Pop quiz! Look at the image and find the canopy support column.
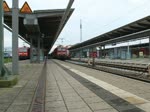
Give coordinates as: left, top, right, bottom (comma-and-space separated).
37, 35, 40, 63
87, 48, 90, 65
127, 41, 130, 59
30, 36, 33, 63
0, 0, 4, 76
99, 46, 102, 59
92, 47, 95, 67
149, 36, 150, 59
103, 45, 105, 59
12, 0, 19, 75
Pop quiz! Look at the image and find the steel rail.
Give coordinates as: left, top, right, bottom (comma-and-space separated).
67, 59, 150, 83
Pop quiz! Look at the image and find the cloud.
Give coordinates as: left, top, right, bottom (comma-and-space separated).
128, 0, 148, 5
5, 0, 69, 10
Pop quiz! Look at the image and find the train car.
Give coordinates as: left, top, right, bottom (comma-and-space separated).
18, 46, 30, 60
51, 45, 70, 60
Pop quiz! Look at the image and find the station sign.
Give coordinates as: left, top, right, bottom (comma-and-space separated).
20, 2, 32, 13
90, 52, 97, 58
3, 1, 10, 12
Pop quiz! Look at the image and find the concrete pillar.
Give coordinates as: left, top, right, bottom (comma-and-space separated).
42, 49, 44, 61
127, 41, 130, 59
41, 38, 44, 61
0, 0, 4, 76
87, 48, 91, 65
114, 47, 118, 59
30, 36, 33, 63
149, 36, 150, 59
148, 36, 150, 75
96, 47, 99, 58
86, 48, 89, 58
37, 35, 40, 63
79, 50, 81, 60
81, 49, 83, 58
103, 45, 105, 58
99, 46, 102, 59
92, 47, 95, 67
12, 0, 19, 75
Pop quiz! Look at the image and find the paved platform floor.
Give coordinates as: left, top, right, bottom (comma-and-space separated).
1, 60, 150, 112
0, 61, 43, 112
60, 60, 150, 101
54, 59, 150, 112
46, 61, 118, 112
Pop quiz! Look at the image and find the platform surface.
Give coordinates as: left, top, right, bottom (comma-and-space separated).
0, 60, 150, 112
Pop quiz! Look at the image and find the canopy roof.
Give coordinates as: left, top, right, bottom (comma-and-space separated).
4, 6, 74, 53
70, 16, 150, 50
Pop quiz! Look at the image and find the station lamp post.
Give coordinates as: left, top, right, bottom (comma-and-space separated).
0, 0, 4, 76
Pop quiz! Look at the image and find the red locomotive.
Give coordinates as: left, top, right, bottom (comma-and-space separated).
18, 46, 30, 60
51, 45, 70, 60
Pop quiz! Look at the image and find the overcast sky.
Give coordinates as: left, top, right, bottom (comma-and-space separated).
4, 0, 150, 51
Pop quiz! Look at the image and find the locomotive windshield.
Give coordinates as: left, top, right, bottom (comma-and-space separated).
58, 48, 66, 51
19, 48, 27, 52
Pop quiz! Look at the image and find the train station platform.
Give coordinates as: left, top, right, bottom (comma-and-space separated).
96, 58, 150, 64
0, 61, 43, 112
1, 60, 150, 112
72, 58, 150, 64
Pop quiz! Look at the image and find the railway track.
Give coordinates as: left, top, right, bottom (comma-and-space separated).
67, 59, 150, 82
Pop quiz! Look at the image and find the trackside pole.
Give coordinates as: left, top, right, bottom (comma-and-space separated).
12, 0, 19, 75
0, 0, 4, 76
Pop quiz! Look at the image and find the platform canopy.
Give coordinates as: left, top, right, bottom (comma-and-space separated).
4, 1, 74, 53
70, 16, 150, 50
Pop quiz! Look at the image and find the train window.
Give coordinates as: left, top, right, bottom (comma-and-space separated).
62, 48, 66, 51
58, 48, 61, 51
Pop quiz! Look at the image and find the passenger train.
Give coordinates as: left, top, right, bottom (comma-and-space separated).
18, 46, 30, 60
51, 45, 70, 60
